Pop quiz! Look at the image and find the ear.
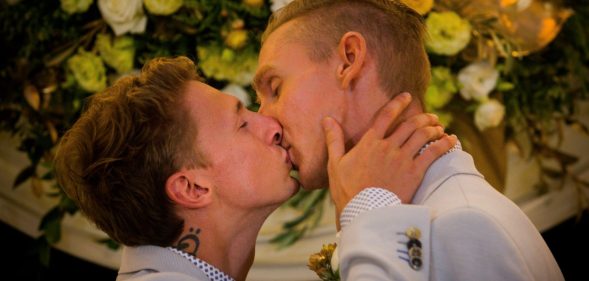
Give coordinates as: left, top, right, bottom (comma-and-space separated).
165, 170, 212, 209
336, 31, 367, 90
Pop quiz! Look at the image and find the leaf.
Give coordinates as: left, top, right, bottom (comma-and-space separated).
31, 177, 44, 198
23, 84, 41, 111
98, 238, 121, 251
285, 189, 313, 208
59, 195, 79, 215
39, 207, 63, 245
270, 226, 308, 249
12, 165, 35, 189
540, 167, 564, 179
37, 237, 51, 267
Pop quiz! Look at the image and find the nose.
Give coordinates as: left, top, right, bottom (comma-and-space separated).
254, 104, 283, 145
266, 117, 283, 145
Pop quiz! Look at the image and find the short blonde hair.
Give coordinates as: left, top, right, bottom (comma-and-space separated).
263, 0, 430, 101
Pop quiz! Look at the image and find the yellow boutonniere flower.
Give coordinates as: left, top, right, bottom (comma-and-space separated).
308, 243, 340, 281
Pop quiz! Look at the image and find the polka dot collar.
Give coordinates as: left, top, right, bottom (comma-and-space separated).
167, 247, 235, 281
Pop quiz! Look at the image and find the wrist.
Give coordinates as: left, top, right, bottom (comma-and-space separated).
339, 187, 401, 229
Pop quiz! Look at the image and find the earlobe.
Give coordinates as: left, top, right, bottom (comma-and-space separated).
166, 171, 212, 209
336, 31, 367, 90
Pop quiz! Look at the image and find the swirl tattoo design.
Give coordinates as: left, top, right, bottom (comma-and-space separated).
174, 227, 201, 256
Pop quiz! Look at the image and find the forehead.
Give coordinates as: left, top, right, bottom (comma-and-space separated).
259, 20, 306, 64
183, 81, 235, 134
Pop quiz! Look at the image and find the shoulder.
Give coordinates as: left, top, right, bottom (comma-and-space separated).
118, 271, 206, 281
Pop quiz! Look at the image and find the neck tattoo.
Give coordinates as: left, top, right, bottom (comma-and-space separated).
174, 227, 201, 257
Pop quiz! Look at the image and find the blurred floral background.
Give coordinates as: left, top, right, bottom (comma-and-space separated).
0, 0, 588, 269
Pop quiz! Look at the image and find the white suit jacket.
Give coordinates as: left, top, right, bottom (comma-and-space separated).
117, 245, 209, 281
338, 150, 564, 281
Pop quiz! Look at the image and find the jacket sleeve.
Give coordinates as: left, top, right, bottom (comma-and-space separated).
431, 207, 564, 281
338, 205, 431, 281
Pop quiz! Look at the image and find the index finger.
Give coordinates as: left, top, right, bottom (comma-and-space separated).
372, 92, 412, 138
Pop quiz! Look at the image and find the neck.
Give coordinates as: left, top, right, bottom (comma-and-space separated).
342, 88, 422, 146
172, 206, 272, 281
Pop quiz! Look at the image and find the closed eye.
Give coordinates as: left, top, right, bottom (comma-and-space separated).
240, 121, 248, 129
271, 80, 281, 98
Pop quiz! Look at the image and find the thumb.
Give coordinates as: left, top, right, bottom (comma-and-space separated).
322, 116, 345, 164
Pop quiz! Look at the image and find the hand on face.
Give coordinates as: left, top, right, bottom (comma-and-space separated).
321, 93, 458, 224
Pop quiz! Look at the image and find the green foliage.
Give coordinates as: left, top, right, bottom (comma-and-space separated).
270, 189, 329, 248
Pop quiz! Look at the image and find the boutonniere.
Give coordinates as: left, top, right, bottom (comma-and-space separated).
308, 243, 340, 281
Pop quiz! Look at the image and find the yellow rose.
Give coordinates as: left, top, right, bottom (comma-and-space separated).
197, 45, 258, 85
143, 0, 183, 16
95, 33, 135, 74
60, 0, 93, 14
425, 11, 472, 56
67, 49, 107, 92
400, 0, 434, 15
225, 30, 249, 50
425, 66, 457, 110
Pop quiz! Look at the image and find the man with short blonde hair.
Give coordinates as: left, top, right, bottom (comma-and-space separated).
256, 1, 564, 280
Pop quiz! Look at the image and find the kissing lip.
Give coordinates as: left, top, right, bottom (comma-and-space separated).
287, 148, 298, 170
280, 146, 293, 169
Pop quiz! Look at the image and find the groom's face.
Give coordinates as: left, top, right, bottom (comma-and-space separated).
184, 81, 299, 210
255, 21, 345, 190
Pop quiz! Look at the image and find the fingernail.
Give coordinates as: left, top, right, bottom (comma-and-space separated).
399, 92, 411, 100
322, 116, 334, 130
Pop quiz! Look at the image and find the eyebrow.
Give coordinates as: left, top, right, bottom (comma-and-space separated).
252, 65, 274, 93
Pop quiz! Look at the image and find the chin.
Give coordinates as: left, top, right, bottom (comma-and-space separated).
299, 169, 329, 190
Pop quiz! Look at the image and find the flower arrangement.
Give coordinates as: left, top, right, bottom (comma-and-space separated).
308, 243, 340, 281
0, 0, 588, 266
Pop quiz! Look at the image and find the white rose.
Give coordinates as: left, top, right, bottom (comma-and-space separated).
270, 0, 294, 12
475, 99, 505, 131
98, 0, 147, 36
222, 84, 251, 107
143, 0, 183, 16
458, 61, 499, 102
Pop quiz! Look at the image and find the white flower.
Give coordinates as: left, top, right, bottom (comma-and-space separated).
458, 61, 499, 102
98, 0, 147, 36
330, 245, 340, 274
270, 0, 294, 12
143, 0, 183, 16
425, 11, 472, 56
222, 84, 251, 107
475, 99, 505, 131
